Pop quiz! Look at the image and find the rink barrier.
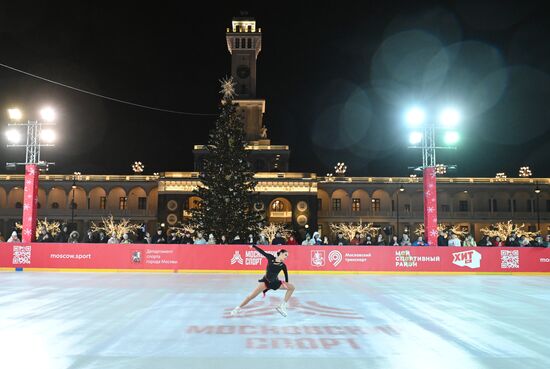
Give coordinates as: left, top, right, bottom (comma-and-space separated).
1, 243, 550, 274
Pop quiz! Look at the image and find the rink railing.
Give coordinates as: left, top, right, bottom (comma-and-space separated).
1, 243, 550, 274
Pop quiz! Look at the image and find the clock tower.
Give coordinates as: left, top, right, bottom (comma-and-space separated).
226, 16, 266, 142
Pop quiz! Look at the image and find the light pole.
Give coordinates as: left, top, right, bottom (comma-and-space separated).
5, 107, 56, 242
535, 183, 541, 233
406, 106, 460, 246
396, 184, 404, 238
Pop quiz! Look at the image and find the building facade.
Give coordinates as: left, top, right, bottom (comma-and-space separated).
1, 16, 549, 241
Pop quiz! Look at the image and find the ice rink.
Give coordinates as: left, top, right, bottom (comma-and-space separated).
0, 272, 549, 369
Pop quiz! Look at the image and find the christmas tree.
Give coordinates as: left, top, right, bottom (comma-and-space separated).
191, 77, 262, 241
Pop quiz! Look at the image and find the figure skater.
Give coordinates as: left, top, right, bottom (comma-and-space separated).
231, 245, 295, 317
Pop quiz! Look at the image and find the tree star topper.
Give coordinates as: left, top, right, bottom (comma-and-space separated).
219, 76, 236, 100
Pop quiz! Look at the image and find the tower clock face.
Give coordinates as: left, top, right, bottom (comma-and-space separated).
237, 65, 250, 79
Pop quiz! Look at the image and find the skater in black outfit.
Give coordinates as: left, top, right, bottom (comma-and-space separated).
231, 245, 295, 317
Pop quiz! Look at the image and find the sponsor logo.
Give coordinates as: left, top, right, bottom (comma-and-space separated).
328, 250, 343, 267
452, 250, 482, 269
395, 250, 440, 267
231, 251, 244, 265
540, 258, 550, 263
311, 250, 325, 267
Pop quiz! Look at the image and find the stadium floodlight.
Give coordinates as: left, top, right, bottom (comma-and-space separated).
405, 107, 426, 126
444, 131, 459, 145
39, 107, 56, 122
409, 131, 423, 145
439, 107, 460, 127
8, 108, 23, 121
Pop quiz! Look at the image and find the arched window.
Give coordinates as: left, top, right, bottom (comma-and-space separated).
271, 200, 285, 211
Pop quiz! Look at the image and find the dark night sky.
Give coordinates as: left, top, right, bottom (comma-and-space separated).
0, 1, 549, 177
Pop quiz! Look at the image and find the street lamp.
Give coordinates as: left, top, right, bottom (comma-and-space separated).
534, 183, 541, 233
405, 105, 461, 246
4, 106, 57, 242
396, 184, 405, 238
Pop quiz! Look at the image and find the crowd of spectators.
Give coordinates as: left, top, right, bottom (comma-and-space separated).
2, 227, 549, 247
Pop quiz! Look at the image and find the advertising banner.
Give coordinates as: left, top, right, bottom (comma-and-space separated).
1, 243, 549, 273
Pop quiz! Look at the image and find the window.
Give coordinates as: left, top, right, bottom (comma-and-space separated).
404, 204, 411, 213
508, 199, 516, 212
247, 38, 252, 48
371, 198, 380, 212
547, 200, 550, 212
492, 199, 498, 212
391, 200, 395, 212
100, 196, 106, 209
441, 204, 450, 212
332, 198, 341, 211
235, 38, 240, 48
241, 38, 246, 48
138, 197, 147, 210
527, 199, 533, 212
459, 200, 468, 212
352, 198, 361, 212
119, 197, 128, 210
317, 198, 322, 211
247, 25, 252, 32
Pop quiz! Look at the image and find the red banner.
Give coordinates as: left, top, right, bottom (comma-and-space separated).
423, 166, 438, 246
1, 243, 549, 273
22, 164, 39, 243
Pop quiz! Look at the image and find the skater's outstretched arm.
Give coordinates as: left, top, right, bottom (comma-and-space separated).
252, 245, 274, 260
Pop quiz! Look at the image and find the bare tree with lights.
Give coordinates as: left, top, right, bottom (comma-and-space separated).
480, 220, 537, 241
90, 215, 141, 240
329, 220, 379, 241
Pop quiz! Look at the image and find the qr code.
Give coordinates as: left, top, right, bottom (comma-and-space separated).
13, 245, 32, 264
501, 250, 519, 269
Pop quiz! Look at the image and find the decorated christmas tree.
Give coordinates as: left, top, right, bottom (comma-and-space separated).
191, 77, 262, 240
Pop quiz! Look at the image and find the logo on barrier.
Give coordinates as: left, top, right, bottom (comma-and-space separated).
452, 250, 482, 269
12, 245, 32, 265
311, 250, 325, 267
131, 250, 142, 263
231, 250, 244, 265
328, 250, 343, 267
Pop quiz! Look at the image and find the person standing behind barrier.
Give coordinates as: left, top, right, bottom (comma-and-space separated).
272, 232, 286, 245
493, 236, 504, 247
376, 234, 386, 246
301, 234, 311, 245
107, 232, 119, 244
152, 229, 166, 244
55, 225, 70, 243
400, 234, 411, 246
447, 234, 462, 246
437, 231, 448, 246
0, 232, 5, 242
286, 234, 298, 245
389, 235, 400, 246
350, 233, 362, 245
68, 231, 80, 243
463, 234, 477, 247
207, 234, 217, 245
194, 232, 207, 244
7, 231, 20, 243
121, 233, 132, 244
311, 231, 322, 245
